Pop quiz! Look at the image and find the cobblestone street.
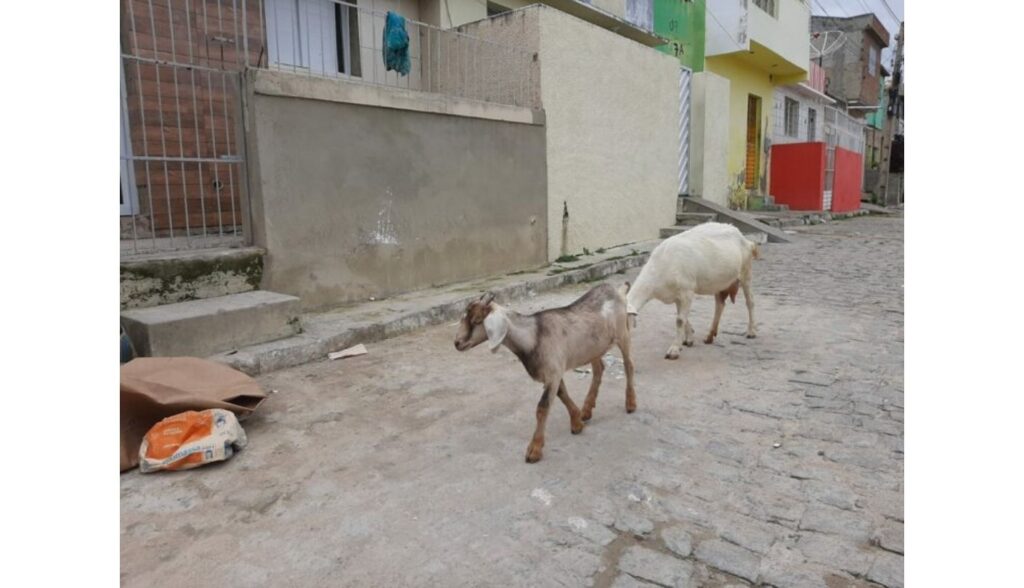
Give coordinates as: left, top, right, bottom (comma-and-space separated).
121, 213, 904, 588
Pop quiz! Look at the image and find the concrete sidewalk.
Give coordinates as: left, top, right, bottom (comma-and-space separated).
211, 239, 664, 376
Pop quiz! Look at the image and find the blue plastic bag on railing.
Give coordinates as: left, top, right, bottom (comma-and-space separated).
383, 11, 410, 76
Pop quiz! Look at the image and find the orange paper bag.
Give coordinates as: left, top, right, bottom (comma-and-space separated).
121, 357, 267, 472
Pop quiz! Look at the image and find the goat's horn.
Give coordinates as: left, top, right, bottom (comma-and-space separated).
480, 291, 496, 304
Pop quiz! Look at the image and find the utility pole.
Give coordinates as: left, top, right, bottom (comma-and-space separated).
876, 21, 904, 206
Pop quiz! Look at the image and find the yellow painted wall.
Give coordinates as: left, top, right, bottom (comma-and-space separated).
705, 54, 775, 194
463, 6, 679, 259
538, 7, 679, 259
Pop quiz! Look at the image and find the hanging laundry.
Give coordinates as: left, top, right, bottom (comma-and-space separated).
383, 11, 411, 77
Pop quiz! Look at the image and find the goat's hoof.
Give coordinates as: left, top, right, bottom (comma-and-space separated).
683, 340, 695, 348
626, 404, 637, 414
581, 409, 593, 422
704, 335, 715, 344
746, 332, 757, 339
571, 421, 584, 435
525, 447, 543, 463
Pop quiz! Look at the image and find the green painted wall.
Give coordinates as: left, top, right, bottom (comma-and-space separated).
653, 0, 705, 72
865, 79, 888, 129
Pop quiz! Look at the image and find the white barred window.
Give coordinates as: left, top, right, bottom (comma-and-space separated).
784, 98, 800, 138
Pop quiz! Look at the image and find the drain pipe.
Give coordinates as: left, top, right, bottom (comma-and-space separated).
560, 201, 570, 259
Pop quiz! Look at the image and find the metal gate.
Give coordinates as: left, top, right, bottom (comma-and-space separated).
119, 1, 538, 255
677, 66, 692, 196
120, 0, 261, 255
822, 106, 865, 212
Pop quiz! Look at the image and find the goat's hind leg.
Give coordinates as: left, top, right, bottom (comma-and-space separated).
618, 336, 638, 413
581, 359, 604, 422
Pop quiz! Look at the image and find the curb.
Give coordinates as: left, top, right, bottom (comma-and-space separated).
755, 209, 870, 229
210, 250, 653, 376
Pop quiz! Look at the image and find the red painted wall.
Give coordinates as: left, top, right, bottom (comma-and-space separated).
832, 148, 864, 213
769, 142, 826, 211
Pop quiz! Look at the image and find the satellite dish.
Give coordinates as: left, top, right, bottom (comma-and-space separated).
810, 30, 847, 59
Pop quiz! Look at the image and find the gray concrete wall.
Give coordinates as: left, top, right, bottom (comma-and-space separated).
245, 70, 548, 310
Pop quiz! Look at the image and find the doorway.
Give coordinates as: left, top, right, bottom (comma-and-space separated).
745, 94, 762, 190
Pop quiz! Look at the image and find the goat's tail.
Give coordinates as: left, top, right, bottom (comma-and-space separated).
621, 282, 636, 330
618, 281, 631, 298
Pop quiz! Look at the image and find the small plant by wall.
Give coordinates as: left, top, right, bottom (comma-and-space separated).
728, 183, 749, 210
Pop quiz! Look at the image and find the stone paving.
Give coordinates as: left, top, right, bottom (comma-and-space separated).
121, 213, 904, 588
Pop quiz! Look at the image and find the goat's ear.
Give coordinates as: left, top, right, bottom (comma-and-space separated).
483, 309, 509, 352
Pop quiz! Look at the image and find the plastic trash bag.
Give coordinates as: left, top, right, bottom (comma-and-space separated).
139, 409, 248, 473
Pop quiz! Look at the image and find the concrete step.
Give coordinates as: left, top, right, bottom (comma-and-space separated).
678, 197, 792, 244
121, 290, 301, 358
675, 211, 717, 225
755, 215, 806, 228
860, 202, 896, 215
677, 197, 697, 216
120, 246, 265, 310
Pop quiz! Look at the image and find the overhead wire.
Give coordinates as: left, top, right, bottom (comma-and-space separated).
875, 0, 900, 23
696, 0, 746, 52
826, 0, 850, 17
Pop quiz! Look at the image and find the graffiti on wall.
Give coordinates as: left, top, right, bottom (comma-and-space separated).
653, 0, 706, 72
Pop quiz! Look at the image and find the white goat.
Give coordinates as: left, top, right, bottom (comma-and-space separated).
627, 222, 760, 359
454, 283, 636, 463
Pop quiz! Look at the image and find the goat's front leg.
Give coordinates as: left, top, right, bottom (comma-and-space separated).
556, 380, 584, 434
526, 381, 557, 463
666, 294, 694, 359
581, 359, 604, 422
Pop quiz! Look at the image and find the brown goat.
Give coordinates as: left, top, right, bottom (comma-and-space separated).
454, 283, 636, 463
